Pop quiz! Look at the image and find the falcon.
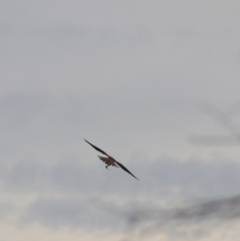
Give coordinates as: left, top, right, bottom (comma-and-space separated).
84, 139, 139, 180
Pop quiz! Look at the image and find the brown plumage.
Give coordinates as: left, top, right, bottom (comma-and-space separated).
98, 156, 119, 168
84, 139, 139, 180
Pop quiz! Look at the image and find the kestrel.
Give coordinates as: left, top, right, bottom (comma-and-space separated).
85, 139, 139, 180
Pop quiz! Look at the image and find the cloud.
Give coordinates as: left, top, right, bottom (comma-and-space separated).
0, 202, 15, 219
129, 195, 240, 224
126, 194, 240, 239
188, 101, 240, 146
1, 152, 240, 197
1, 154, 240, 234
0, 1, 240, 240
20, 196, 122, 231
1, 94, 240, 197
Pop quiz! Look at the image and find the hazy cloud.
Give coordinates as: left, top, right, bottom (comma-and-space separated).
20, 196, 121, 230
126, 194, 240, 239
1, 156, 240, 196
0, 202, 15, 219
189, 101, 240, 145
1, 1, 240, 240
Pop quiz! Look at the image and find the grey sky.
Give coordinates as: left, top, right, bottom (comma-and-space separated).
1, 1, 240, 240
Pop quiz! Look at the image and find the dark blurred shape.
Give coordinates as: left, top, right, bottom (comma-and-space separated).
224, 100, 240, 117
129, 195, 240, 224
127, 194, 240, 236
189, 101, 240, 145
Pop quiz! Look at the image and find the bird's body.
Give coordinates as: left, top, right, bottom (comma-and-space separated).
85, 139, 138, 180
98, 155, 119, 168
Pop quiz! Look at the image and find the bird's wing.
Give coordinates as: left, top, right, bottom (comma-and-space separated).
115, 160, 139, 180
84, 139, 109, 156
85, 139, 138, 180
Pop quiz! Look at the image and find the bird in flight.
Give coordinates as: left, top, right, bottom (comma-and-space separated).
84, 139, 139, 180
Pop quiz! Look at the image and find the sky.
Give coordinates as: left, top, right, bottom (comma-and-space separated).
1, 1, 240, 240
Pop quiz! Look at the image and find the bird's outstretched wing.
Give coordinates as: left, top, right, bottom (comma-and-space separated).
115, 160, 139, 180
84, 139, 109, 156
